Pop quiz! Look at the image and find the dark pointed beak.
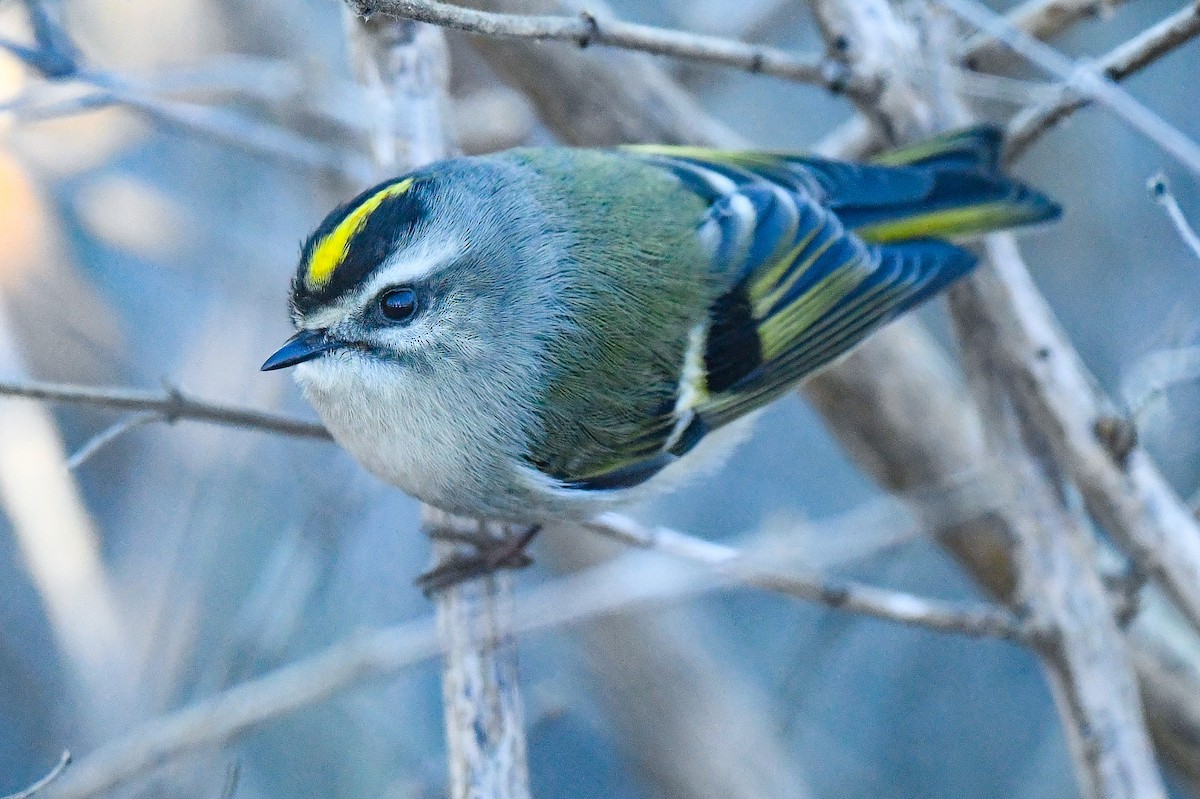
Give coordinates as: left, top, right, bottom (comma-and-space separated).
261, 329, 339, 371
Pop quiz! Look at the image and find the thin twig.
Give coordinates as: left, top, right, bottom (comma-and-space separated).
66, 412, 162, 471
0, 378, 331, 440
218, 763, 240, 799
2, 751, 71, 799
1123, 346, 1200, 420
937, 0, 1200, 174
1149, 171, 1200, 263
585, 513, 1025, 640
963, 0, 1131, 72
349, 0, 868, 97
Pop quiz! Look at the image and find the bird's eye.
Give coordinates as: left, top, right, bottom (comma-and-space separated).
378, 288, 417, 322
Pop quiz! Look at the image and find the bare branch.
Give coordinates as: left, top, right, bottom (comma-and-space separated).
0, 0, 369, 179
2, 751, 71, 799
2, 0, 79, 77
60, 75, 372, 182
218, 763, 240, 799
349, 0, 867, 97
1123, 346, 1200, 420
0, 371, 1028, 643
0, 378, 331, 440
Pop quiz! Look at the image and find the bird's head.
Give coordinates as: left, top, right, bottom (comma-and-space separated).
261, 160, 550, 381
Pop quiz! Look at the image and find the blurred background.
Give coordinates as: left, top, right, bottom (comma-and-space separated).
0, 0, 1198, 796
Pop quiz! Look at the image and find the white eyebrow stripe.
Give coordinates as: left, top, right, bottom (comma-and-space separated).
359, 237, 464, 299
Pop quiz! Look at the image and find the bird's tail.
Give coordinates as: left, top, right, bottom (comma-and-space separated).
847, 125, 1061, 244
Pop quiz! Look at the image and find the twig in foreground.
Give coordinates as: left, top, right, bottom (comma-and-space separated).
1006, 2, 1200, 162
1149, 172, 1200, 264
350, 0, 869, 97
937, 0, 1200, 175
2, 751, 71, 799
0, 378, 330, 440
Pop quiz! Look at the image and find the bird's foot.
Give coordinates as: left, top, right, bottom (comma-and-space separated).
417, 524, 541, 596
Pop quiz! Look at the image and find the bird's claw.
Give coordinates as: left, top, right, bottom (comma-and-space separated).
417, 524, 541, 596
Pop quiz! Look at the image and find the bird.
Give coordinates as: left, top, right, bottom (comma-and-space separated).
262, 125, 1059, 589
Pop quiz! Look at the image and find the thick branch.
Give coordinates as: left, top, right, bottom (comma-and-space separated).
809, 0, 1167, 795
967, 235, 1200, 649
349, 0, 868, 97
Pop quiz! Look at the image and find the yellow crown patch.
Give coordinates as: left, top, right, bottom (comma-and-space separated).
306, 178, 414, 290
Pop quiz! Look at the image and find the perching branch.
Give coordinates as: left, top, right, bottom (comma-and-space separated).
341, 10, 532, 799
350, 0, 870, 98
1006, 2, 1200, 161
0, 374, 1021, 640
